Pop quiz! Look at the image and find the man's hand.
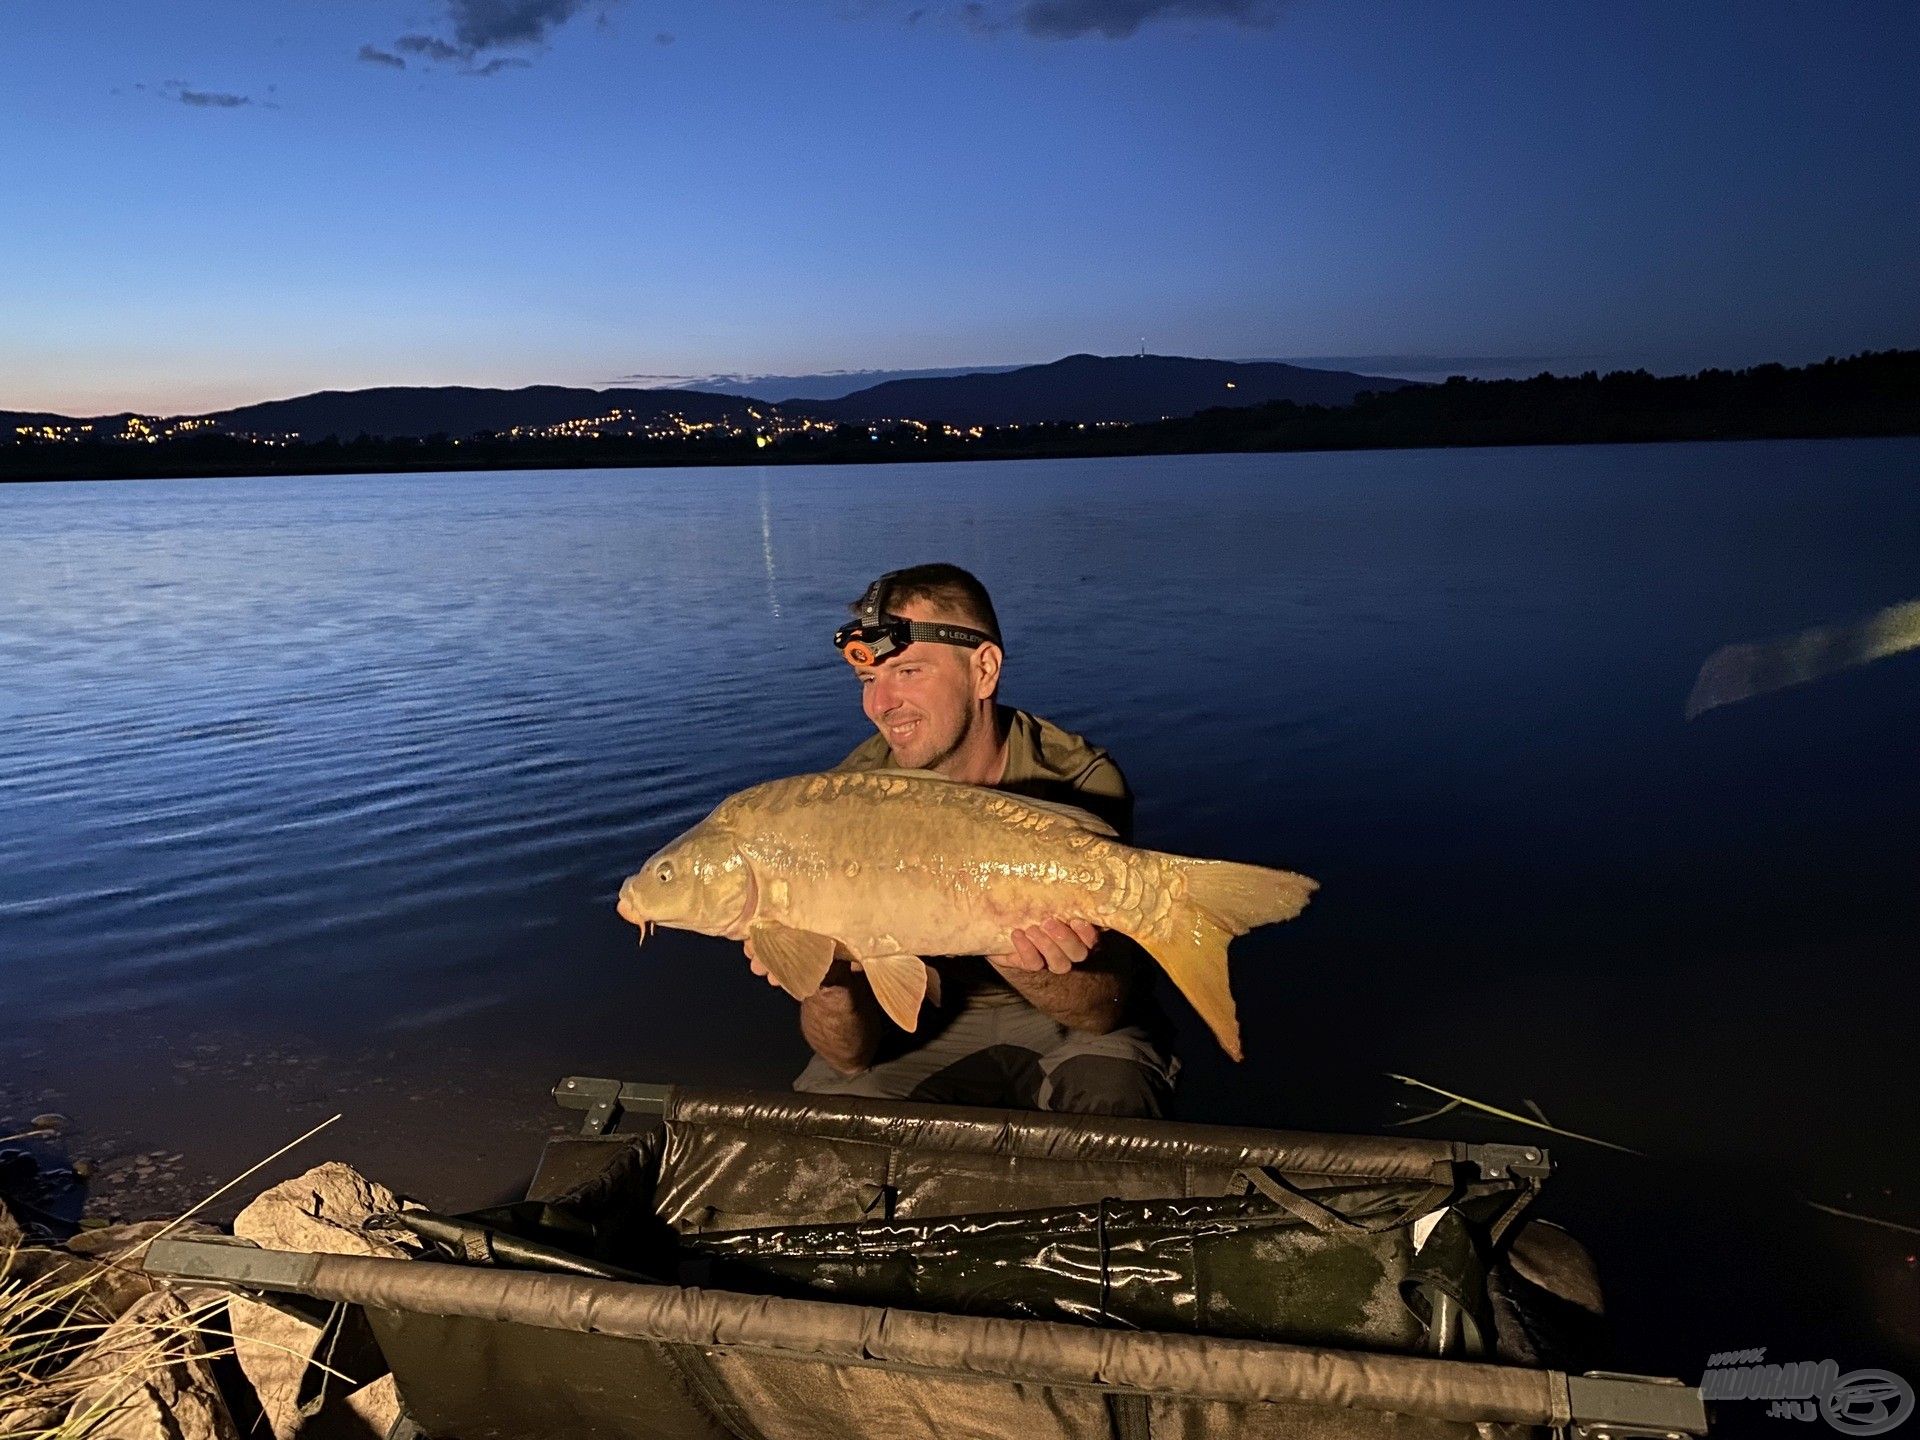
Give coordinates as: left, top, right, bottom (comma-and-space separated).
748, 937, 881, 1076
744, 932, 782, 987
990, 919, 1100, 975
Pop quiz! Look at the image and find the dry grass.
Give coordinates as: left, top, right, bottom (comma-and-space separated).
0, 1113, 347, 1437
0, 1239, 217, 1437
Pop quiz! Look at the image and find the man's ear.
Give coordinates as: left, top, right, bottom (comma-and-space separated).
971, 643, 1003, 700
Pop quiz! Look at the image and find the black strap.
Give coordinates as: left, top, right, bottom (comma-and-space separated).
1105, 1392, 1154, 1440
1235, 1164, 1458, 1236
903, 619, 998, 649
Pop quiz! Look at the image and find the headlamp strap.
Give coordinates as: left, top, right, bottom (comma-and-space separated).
856, 570, 901, 630
900, 620, 997, 649
838, 571, 1002, 661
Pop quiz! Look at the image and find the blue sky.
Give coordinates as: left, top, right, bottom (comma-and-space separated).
4, 1, 1916, 414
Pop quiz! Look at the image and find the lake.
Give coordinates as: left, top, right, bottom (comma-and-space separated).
3, 440, 1917, 1383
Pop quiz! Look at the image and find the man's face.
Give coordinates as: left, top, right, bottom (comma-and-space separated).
852, 598, 991, 772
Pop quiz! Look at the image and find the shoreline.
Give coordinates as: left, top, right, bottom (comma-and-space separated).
9, 348, 1917, 483
5, 424, 1918, 486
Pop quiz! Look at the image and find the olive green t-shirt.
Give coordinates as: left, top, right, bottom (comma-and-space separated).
833, 706, 1137, 1007
833, 706, 1134, 841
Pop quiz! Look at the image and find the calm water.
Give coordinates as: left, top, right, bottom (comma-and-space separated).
3, 442, 1917, 1384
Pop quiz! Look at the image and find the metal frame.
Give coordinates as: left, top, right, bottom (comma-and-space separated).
548, 1077, 1554, 1188
552, 1076, 670, 1135
142, 1238, 1707, 1437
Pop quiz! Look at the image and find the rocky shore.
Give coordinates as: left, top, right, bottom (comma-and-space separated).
2, 1157, 419, 1439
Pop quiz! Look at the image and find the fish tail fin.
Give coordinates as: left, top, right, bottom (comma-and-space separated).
1135, 911, 1244, 1062
1174, 857, 1318, 932
1131, 859, 1318, 1063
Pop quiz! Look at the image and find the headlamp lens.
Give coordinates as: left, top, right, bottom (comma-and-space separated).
836, 617, 907, 667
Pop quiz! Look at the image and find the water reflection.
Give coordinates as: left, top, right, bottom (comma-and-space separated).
758, 467, 781, 621
1687, 598, 1920, 719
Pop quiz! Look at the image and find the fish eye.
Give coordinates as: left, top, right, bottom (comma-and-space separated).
655, 862, 674, 883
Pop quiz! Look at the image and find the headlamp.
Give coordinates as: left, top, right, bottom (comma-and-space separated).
834, 570, 1000, 668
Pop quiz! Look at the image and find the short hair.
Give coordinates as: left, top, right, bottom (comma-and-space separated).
854, 563, 1002, 643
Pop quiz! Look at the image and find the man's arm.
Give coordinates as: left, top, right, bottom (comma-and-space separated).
799, 961, 885, 1075
749, 935, 885, 1075
991, 921, 1132, 1034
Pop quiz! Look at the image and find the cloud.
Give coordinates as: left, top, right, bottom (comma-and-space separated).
612, 364, 1030, 401
373, 1, 620, 75
1269, 354, 1601, 381
133, 80, 274, 108
957, 0, 1281, 39
654, 30, 675, 44
395, 33, 466, 62
445, 0, 598, 51
960, 2, 1003, 34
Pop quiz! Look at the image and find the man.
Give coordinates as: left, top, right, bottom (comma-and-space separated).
746, 563, 1176, 1117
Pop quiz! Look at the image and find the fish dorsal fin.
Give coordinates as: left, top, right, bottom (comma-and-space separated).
856, 953, 930, 1033
749, 922, 838, 999
864, 768, 1118, 838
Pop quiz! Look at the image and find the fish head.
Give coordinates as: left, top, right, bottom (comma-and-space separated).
617, 818, 755, 940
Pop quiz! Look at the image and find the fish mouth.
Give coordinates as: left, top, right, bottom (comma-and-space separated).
616, 879, 654, 945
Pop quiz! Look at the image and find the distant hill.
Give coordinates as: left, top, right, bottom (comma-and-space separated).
8, 350, 1914, 482
3, 409, 140, 433
788, 353, 1420, 426
5, 386, 769, 442
202, 385, 762, 440
5, 360, 1416, 440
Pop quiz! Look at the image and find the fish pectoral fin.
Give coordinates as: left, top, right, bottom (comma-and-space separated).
748, 923, 839, 998
856, 954, 930, 1033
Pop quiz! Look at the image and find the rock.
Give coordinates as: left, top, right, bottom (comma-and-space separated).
56, 1289, 242, 1440
342, 1374, 402, 1434
67, 1219, 219, 1265
30, 1113, 68, 1133
229, 1163, 420, 1440
1508, 1219, 1605, 1315
72, 1158, 95, 1180
6, 1245, 158, 1319
0, 1403, 67, 1436
0, 1194, 21, 1248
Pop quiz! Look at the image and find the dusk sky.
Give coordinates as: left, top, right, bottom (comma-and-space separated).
6, 1, 1917, 415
